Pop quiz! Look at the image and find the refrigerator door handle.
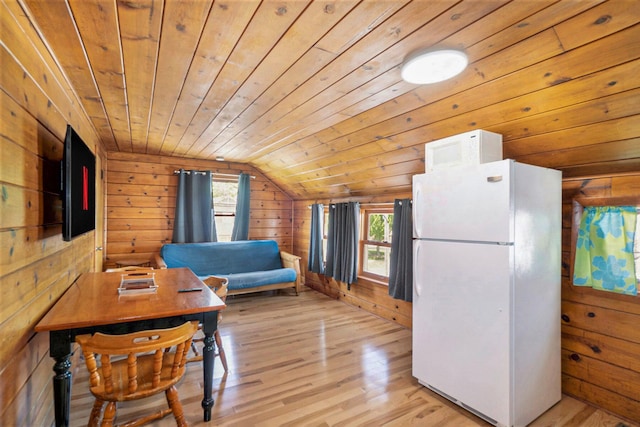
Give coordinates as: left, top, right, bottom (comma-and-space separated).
413, 185, 423, 237
414, 242, 421, 297
487, 175, 503, 182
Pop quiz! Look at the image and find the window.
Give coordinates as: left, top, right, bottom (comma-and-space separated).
212, 180, 238, 241
571, 197, 640, 296
359, 209, 394, 282
318, 206, 394, 283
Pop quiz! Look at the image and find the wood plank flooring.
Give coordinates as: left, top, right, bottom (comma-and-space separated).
68, 289, 637, 427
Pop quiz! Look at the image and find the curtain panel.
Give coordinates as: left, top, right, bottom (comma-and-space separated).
231, 173, 251, 241
326, 202, 359, 288
172, 169, 217, 243
573, 205, 637, 295
308, 203, 325, 274
389, 199, 413, 302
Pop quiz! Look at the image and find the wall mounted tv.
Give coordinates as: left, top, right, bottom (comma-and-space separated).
62, 125, 95, 241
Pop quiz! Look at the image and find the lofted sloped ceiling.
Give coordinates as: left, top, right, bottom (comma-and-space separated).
21, 0, 640, 199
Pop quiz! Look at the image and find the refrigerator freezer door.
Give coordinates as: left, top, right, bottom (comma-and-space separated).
413, 159, 512, 243
413, 239, 512, 425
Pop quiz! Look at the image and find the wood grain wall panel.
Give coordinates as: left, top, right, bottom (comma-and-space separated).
104, 152, 294, 268
0, 331, 50, 427
107, 206, 172, 219
107, 195, 175, 208
117, 0, 163, 150
500, 80, 640, 141
219, 0, 454, 161
0, 2, 104, 423
611, 175, 640, 197
107, 183, 173, 197
562, 374, 640, 425
192, 0, 359, 158
560, 159, 640, 180
250, 208, 295, 219
506, 116, 640, 158
553, 0, 640, 51
562, 348, 640, 409
146, 0, 213, 154
163, 0, 259, 155
107, 218, 172, 230
20, 0, 115, 148
562, 325, 640, 375
561, 174, 640, 422
561, 301, 640, 344
66, 0, 130, 150
107, 230, 173, 243
3, 345, 53, 427
522, 138, 640, 170
173, 0, 311, 157
0, 247, 76, 326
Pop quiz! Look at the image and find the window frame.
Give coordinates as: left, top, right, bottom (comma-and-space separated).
211, 178, 238, 241
358, 207, 394, 283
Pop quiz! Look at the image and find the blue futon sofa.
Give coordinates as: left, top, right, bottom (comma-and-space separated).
155, 240, 301, 296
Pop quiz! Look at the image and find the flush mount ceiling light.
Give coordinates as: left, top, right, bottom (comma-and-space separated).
401, 49, 468, 84
215, 156, 225, 162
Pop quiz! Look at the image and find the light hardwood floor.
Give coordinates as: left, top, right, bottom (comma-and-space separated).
68, 288, 637, 427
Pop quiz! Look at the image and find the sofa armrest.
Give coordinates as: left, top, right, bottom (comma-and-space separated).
153, 253, 167, 269
280, 251, 302, 293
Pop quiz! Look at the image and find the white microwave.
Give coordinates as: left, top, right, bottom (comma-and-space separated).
425, 129, 503, 173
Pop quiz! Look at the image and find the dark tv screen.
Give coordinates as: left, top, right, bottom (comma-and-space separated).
62, 125, 95, 241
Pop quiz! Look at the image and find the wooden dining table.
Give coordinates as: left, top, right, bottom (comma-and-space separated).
34, 267, 226, 427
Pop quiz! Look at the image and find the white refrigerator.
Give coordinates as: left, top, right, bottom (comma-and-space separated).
412, 159, 561, 427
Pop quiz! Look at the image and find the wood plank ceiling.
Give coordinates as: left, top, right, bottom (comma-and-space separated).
20, 0, 640, 199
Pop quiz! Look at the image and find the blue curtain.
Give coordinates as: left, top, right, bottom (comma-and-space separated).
308, 203, 325, 274
326, 202, 359, 289
573, 206, 637, 295
172, 170, 217, 243
389, 199, 413, 302
231, 173, 251, 241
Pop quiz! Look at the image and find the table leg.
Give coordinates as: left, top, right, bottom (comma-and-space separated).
201, 311, 218, 421
50, 330, 73, 427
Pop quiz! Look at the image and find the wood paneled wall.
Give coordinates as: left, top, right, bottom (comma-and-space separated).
561, 175, 640, 422
0, 1, 105, 424
105, 152, 294, 269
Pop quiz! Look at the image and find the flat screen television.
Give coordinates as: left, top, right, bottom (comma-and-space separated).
62, 125, 95, 241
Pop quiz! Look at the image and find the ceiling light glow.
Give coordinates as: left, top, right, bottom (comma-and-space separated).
401, 49, 468, 84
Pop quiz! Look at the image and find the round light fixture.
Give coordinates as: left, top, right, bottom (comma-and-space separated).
401, 49, 468, 84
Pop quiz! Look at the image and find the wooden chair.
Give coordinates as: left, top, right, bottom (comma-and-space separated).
187, 276, 228, 371
75, 321, 198, 427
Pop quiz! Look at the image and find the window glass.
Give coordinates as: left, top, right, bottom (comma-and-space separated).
212, 180, 237, 241
361, 210, 393, 281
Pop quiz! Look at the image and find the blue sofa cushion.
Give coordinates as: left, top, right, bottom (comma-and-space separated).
160, 240, 284, 276
207, 269, 297, 291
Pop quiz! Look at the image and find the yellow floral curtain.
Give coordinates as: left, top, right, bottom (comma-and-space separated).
573, 206, 637, 296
